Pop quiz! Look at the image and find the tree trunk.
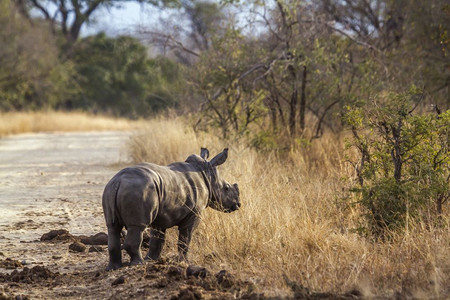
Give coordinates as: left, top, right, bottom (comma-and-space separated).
437, 195, 442, 215
69, 20, 83, 44
289, 80, 298, 137
288, 65, 298, 137
299, 65, 307, 133
268, 100, 278, 133
391, 119, 403, 183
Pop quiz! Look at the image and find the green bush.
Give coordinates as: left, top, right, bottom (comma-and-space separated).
344, 87, 449, 236
67, 33, 182, 117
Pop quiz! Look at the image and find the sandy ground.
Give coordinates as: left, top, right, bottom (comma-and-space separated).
0, 132, 261, 300
0, 131, 129, 242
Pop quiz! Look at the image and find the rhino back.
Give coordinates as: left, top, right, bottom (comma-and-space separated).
110, 162, 209, 229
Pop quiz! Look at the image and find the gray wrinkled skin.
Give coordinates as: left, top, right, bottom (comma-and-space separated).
102, 148, 240, 270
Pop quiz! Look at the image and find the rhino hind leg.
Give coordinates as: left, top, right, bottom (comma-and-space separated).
123, 225, 145, 266
106, 224, 123, 270
145, 227, 166, 261
177, 216, 198, 261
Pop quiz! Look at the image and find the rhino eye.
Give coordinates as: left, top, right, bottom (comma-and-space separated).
225, 184, 230, 191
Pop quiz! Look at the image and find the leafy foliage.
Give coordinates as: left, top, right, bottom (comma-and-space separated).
344, 88, 449, 236
68, 33, 182, 117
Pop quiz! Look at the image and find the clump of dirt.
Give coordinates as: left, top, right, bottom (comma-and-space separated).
1, 266, 59, 284
69, 241, 86, 252
40, 229, 108, 245
215, 269, 237, 289
89, 245, 104, 252
40, 229, 74, 242
111, 275, 126, 286
0, 258, 23, 270
79, 232, 108, 245
180, 265, 258, 298
186, 265, 208, 279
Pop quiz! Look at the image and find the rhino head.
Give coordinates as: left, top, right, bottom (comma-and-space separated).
200, 148, 241, 213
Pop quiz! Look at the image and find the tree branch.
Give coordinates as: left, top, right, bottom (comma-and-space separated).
30, 0, 52, 20
143, 31, 200, 57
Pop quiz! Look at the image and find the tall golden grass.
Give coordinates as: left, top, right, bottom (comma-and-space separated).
0, 111, 137, 136
130, 118, 449, 298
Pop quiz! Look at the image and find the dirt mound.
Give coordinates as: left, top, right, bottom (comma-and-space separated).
40, 229, 108, 245
79, 232, 108, 245
69, 241, 87, 252
40, 229, 75, 242
186, 265, 208, 279
1, 266, 59, 284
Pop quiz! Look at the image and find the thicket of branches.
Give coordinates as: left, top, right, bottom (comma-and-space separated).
156, 0, 448, 145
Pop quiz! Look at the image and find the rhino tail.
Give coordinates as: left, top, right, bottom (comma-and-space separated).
104, 179, 121, 226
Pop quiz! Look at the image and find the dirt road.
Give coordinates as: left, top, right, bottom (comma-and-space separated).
0, 132, 257, 299
0, 132, 129, 242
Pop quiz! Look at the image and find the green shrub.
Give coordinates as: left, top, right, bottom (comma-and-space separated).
344, 87, 449, 236
68, 33, 182, 117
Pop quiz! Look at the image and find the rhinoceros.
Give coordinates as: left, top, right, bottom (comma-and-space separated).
102, 148, 240, 270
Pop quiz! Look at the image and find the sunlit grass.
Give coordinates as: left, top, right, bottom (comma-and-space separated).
128, 117, 449, 298
0, 111, 139, 136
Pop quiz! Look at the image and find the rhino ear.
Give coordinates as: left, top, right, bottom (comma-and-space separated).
210, 148, 228, 167
200, 148, 210, 159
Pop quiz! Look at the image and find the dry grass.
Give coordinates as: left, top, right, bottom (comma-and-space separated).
129, 117, 449, 298
0, 111, 138, 136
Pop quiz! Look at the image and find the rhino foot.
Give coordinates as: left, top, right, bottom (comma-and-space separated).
129, 258, 144, 267
106, 262, 123, 271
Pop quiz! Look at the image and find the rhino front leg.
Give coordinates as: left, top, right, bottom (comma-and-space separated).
145, 227, 166, 261
106, 224, 123, 270
123, 225, 145, 267
177, 216, 199, 261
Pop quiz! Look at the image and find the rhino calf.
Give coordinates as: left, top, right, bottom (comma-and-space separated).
102, 148, 240, 270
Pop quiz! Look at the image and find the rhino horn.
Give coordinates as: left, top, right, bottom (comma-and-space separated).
210, 148, 228, 167
200, 148, 210, 159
